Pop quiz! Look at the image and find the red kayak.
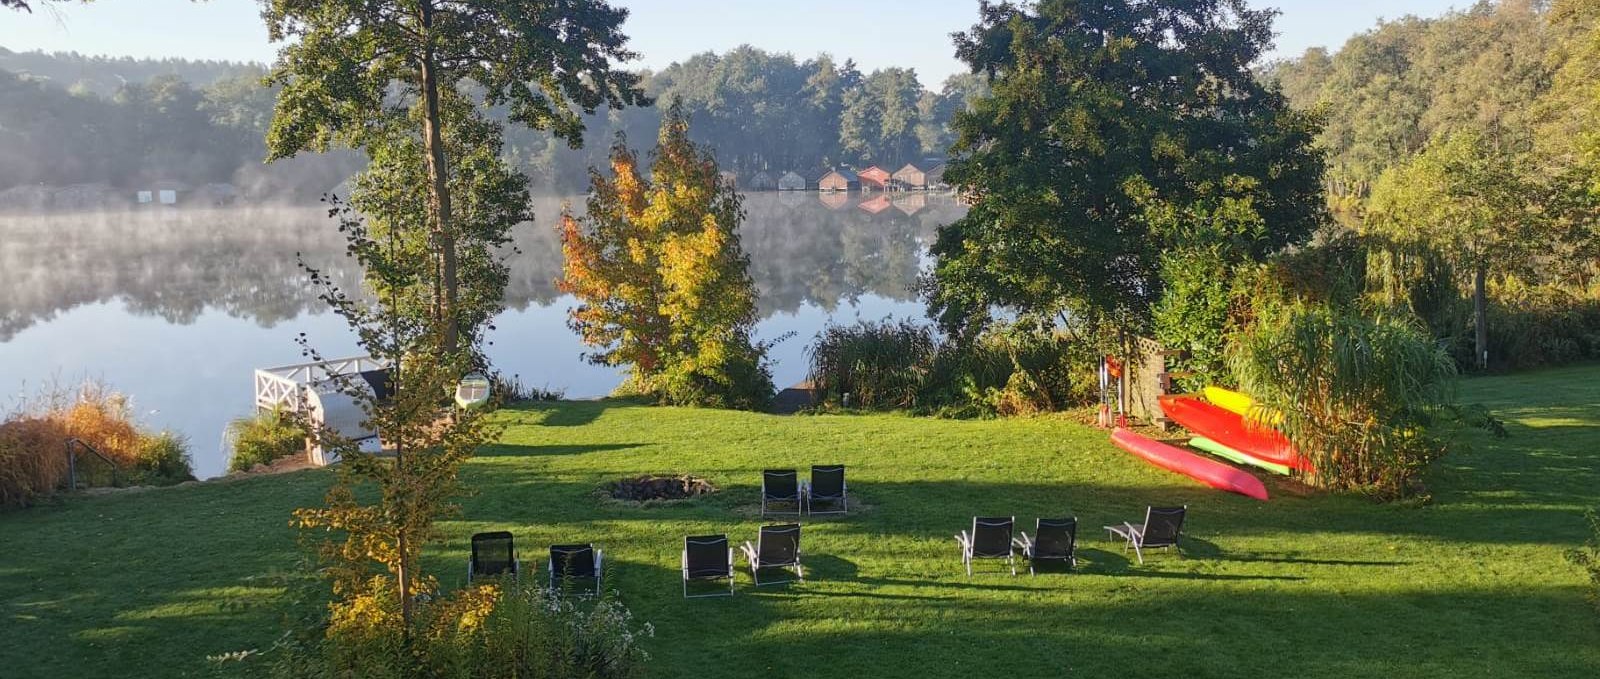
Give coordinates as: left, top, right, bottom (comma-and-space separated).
1110, 428, 1268, 501
1159, 395, 1313, 473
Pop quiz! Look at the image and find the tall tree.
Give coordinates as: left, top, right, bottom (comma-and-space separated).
559, 105, 773, 409
1367, 129, 1542, 368
262, 0, 647, 355
928, 0, 1324, 335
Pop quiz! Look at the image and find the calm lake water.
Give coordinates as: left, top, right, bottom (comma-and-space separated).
0, 193, 964, 477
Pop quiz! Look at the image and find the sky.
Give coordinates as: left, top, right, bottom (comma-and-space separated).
1, 0, 1470, 88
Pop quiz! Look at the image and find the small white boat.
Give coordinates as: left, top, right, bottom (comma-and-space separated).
454, 373, 492, 410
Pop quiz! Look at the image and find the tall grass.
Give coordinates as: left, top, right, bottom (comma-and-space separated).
227, 408, 307, 473
806, 319, 1095, 415
807, 319, 938, 410
0, 381, 194, 508
0, 415, 71, 508
1230, 305, 1457, 497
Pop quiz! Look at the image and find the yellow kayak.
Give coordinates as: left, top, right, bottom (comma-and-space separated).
1203, 386, 1282, 426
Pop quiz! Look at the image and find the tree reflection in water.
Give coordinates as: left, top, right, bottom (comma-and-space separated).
0, 193, 966, 340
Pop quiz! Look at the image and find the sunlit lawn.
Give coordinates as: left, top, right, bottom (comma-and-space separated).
3, 366, 1599, 677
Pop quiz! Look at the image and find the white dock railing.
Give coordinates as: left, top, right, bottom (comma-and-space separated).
253, 355, 387, 413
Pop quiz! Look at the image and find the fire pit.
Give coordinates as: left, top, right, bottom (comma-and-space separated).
605, 474, 718, 502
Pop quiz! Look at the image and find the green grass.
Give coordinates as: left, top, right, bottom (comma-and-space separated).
4, 366, 1600, 677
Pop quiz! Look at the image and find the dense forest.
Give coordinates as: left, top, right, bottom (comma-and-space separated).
0, 45, 985, 198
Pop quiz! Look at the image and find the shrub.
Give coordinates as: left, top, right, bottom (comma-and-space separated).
1230, 305, 1457, 498
266, 581, 652, 678
1482, 283, 1600, 370
807, 319, 938, 410
133, 431, 195, 485
929, 324, 1096, 416
0, 415, 71, 508
227, 408, 307, 472
58, 386, 142, 468
806, 319, 1098, 416
0, 381, 192, 507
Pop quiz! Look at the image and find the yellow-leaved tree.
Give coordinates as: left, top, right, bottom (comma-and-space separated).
560, 103, 774, 410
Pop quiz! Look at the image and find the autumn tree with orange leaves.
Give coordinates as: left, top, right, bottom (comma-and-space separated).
560, 104, 774, 410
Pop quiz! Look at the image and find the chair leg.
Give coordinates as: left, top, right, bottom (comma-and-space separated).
1132, 539, 1145, 565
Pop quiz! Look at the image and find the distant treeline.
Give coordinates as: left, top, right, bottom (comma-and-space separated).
0, 46, 986, 198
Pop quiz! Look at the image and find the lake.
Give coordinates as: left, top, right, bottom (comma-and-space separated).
0, 192, 964, 477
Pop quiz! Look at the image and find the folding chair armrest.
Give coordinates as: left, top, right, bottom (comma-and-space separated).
956, 530, 972, 550
740, 541, 759, 566
596, 548, 604, 572
1014, 532, 1033, 550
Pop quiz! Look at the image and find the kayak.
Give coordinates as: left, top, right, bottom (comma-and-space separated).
1110, 428, 1268, 501
1189, 436, 1291, 476
1160, 394, 1313, 473
1203, 385, 1283, 426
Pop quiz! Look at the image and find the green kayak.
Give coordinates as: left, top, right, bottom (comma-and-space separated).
1189, 436, 1292, 476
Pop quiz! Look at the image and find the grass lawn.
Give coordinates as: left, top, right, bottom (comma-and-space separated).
3, 366, 1599, 677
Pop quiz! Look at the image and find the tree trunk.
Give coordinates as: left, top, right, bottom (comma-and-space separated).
419, 2, 460, 355
1473, 263, 1488, 370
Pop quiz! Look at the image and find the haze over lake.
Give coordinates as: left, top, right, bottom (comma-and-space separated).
0, 192, 964, 477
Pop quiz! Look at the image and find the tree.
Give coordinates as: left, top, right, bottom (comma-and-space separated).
559, 105, 773, 409
1367, 129, 1543, 369
262, 0, 648, 355
927, 0, 1324, 336
290, 198, 491, 655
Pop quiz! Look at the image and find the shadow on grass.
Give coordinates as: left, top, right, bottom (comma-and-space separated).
475, 442, 646, 458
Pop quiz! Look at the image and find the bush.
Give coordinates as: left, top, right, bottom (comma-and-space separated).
0, 381, 193, 507
1482, 283, 1600, 370
806, 319, 1097, 415
1230, 305, 1457, 498
133, 431, 195, 484
266, 581, 652, 678
0, 415, 71, 509
228, 408, 307, 472
927, 324, 1096, 416
807, 319, 938, 410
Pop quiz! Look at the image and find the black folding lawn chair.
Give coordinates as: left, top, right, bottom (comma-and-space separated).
548, 543, 603, 594
740, 524, 803, 586
1105, 506, 1187, 564
804, 464, 847, 515
762, 469, 802, 517
468, 531, 519, 583
1016, 517, 1077, 575
682, 534, 735, 598
955, 516, 1016, 576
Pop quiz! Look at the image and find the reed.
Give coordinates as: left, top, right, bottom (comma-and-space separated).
0, 380, 194, 508
806, 319, 938, 410
1230, 304, 1457, 497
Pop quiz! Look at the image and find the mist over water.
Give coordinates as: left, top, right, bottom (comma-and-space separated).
0, 193, 965, 477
